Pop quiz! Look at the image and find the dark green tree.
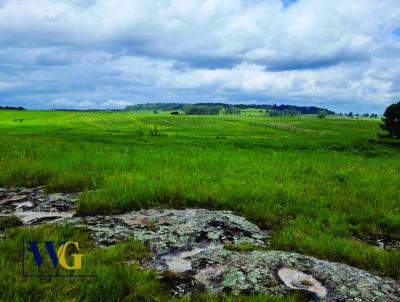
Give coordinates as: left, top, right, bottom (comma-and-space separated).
224, 106, 241, 114
283, 108, 300, 116
380, 101, 400, 139
269, 110, 282, 117
317, 109, 327, 119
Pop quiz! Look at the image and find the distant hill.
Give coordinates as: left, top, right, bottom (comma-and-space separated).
125, 103, 335, 115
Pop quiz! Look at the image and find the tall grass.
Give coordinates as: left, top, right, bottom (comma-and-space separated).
0, 110, 399, 281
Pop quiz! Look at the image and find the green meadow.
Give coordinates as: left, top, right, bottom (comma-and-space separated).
0, 109, 399, 300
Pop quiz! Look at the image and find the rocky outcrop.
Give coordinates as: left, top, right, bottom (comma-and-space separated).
0, 186, 77, 224
83, 209, 267, 251
188, 249, 400, 301
1, 187, 399, 301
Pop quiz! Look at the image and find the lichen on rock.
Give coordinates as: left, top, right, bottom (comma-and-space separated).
1, 187, 400, 301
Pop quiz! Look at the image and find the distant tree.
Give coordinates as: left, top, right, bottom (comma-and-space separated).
183, 104, 221, 115
363, 113, 369, 117
224, 106, 241, 114
153, 110, 158, 114
171, 111, 179, 115
317, 109, 328, 119
283, 109, 300, 116
380, 101, 400, 139
348, 112, 353, 119
370, 113, 378, 118
269, 110, 282, 117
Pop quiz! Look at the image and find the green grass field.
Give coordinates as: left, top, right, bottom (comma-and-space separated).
0, 109, 399, 300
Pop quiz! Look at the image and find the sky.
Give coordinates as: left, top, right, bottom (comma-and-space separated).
0, 0, 400, 113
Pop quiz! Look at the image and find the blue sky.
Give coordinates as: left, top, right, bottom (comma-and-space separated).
0, 0, 400, 113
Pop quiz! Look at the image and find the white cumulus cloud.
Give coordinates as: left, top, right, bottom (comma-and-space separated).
0, 0, 399, 112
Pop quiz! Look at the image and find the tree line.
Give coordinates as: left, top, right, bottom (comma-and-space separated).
0, 106, 25, 110
126, 102, 334, 115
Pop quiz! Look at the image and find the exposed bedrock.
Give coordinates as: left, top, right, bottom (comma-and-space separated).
1, 187, 399, 301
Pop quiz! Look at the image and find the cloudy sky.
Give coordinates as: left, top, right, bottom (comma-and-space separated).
1, 0, 400, 113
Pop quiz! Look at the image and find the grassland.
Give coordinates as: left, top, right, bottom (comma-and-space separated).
0, 109, 399, 300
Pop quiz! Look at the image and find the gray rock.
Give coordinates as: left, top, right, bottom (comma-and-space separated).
0, 186, 77, 224
84, 209, 268, 251
188, 249, 400, 301
1, 187, 399, 301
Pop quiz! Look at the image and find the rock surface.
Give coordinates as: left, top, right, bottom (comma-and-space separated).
357, 234, 400, 250
1, 187, 400, 301
0, 186, 77, 224
188, 249, 400, 301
